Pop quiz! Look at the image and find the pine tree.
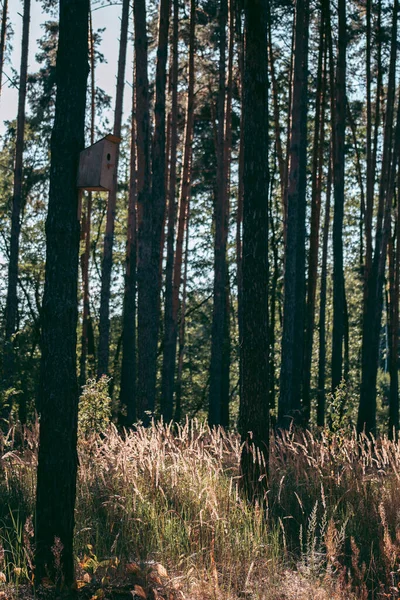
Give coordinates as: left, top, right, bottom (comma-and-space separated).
35, 0, 89, 583
3, 0, 31, 401
239, 0, 269, 499
278, 0, 309, 428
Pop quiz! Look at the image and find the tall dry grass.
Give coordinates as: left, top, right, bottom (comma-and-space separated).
1, 421, 400, 598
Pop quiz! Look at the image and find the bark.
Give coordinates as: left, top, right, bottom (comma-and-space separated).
136, 0, 170, 420
302, 1, 327, 424
166, 0, 195, 423
269, 161, 280, 419
79, 7, 95, 389
236, 6, 244, 406
0, 0, 8, 98
161, 0, 179, 422
220, 0, 234, 429
267, 11, 285, 219
358, 0, 398, 435
317, 154, 332, 427
365, 0, 372, 275
331, 0, 346, 395
278, 0, 309, 428
175, 206, 190, 424
365, 0, 382, 283
209, 0, 228, 427
239, 0, 269, 500
35, 0, 89, 584
153, 0, 171, 291
120, 73, 138, 426
97, 0, 129, 377
347, 100, 365, 268
388, 204, 399, 437
283, 15, 296, 242
3, 0, 31, 397
134, 0, 151, 234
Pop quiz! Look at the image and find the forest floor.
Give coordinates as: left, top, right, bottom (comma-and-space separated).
1, 420, 400, 599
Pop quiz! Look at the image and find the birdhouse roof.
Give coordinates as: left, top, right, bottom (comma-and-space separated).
83, 134, 122, 151
103, 134, 122, 144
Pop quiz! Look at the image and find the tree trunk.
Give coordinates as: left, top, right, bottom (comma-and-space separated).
35, 0, 89, 584
302, 1, 327, 424
267, 11, 285, 216
209, 0, 228, 427
278, 0, 309, 428
239, 0, 269, 500
282, 16, 296, 243
136, 0, 170, 420
388, 204, 399, 437
161, 0, 179, 422
0, 0, 8, 99
365, 0, 372, 277
220, 0, 234, 429
347, 101, 366, 268
120, 71, 138, 426
317, 153, 332, 427
79, 6, 95, 389
165, 0, 195, 424
3, 0, 31, 398
269, 161, 280, 421
235, 4, 244, 410
331, 0, 346, 395
97, 0, 130, 377
364, 0, 382, 293
134, 0, 151, 418
175, 206, 190, 424
358, 0, 398, 435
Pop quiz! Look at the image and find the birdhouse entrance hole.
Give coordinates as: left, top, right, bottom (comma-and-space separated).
77, 133, 121, 192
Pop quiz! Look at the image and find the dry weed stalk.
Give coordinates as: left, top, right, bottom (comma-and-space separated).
2, 421, 400, 597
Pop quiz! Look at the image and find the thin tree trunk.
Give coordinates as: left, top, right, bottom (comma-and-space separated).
154, 0, 171, 296
364, 0, 382, 294
209, 0, 228, 427
388, 206, 399, 437
364, 0, 382, 289
167, 0, 195, 424
79, 6, 95, 389
267, 11, 285, 226
235, 5, 244, 406
365, 0, 373, 276
347, 100, 366, 268
278, 0, 309, 428
97, 0, 130, 377
136, 0, 170, 420
134, 0, 151, 419
269, 159, 280, 421
302, 1, 327, 424
331, 0, 346, 395
35, 0, 89, 583
175, 206, 190, 423
358, 0, 398, 435
3, 0, 31, 397
0, 0, 8, 99
239, 0, 269, 500
120, 71, 138, 426
221, 0, 235, 428
317, 153, 332, 427
283, 15, 296, 242
161, 0, 179, 422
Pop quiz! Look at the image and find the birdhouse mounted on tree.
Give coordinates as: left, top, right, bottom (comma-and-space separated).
77, 134, 121, 191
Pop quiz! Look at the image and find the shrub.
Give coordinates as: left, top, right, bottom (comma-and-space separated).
78, 376, 112, 438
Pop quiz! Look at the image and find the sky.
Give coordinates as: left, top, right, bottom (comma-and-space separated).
1, 0, 135, 135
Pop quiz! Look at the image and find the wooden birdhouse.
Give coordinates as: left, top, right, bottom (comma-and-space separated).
77, 134, 121, 191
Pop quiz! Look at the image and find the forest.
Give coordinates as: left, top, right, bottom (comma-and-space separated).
1, 0, 400, 597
